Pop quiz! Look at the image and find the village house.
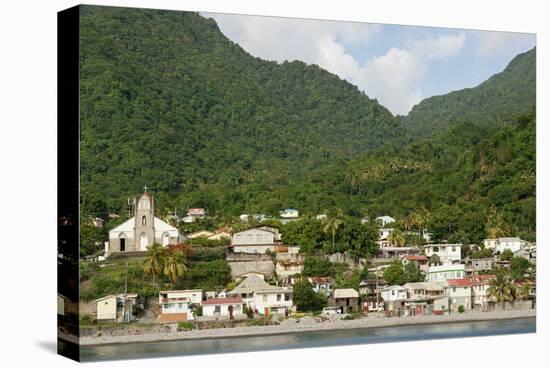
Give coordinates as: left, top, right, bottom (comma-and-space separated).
95, 293, 140, 322
280, 208, 299, 218
483, 237, 530, 254
375, 215, 396, 227
228, 274, 293, 316
377, 228, 394, 247
514, 279, 536, 303
201, 297, 245, 319
308, 276, 334, 295
231, 226, 282, 254
359, 279, 386, 312
275, 246, 304, 285
182, 208, 207, 223
427, 263, 466, 283
470, 274, 496, 310
376, 246, 420, 259
329, 289, 360, 314
463, 258, 493, 275
380, 285, 407, 315
401, 255, 429, 273
446, 278, 473, 312
157, 290, 201, 322
316, 214, 327, 221
92, 217, 104, 228
403, 282, 448, 316
424, 243, 462, 264
514, 242, 536, 263
107, 190, 185, 254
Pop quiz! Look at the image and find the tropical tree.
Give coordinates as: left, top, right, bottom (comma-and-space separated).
143, 243, 167, 284
516, 283, 533, 301
500, 249, 514, 261
383, 261, 407, 285
413, 207, 430, 243
485, 206, 510, 238
387, 228, 406, 247
487, 270, 516, 307
428, 254, 441, 266
323, 209, 343, 252
163, 249, 187, 286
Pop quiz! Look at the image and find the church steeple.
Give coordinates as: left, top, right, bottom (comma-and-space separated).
134, 187, 155, 251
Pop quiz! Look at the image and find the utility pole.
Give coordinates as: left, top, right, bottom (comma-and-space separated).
122, 261, 128, 323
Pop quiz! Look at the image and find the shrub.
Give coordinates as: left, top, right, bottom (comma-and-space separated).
177, 321, 194, 331
458, 305, 465, 313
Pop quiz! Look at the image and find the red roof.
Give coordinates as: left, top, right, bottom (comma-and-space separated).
201, 296, 243, 305
447, 278, 472, 286
404, 255, 428, 261
188, 208, 206, 215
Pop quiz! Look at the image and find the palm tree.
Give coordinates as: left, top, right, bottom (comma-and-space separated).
323, 209, 343, 251
143, 243, 166, 285
413, 207, 430, 243
163, 249, 187, 286
487, 270, 516, 308
516, 283, 533, 301
387, 228, 405, 247
485, 206, 510, 238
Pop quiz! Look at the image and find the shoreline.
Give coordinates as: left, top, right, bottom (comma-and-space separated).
80, 309, 535, 346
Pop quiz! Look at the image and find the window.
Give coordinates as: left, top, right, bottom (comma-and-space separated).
214, 306, 221, 313
452, 247, 456, 252
277, 294, 281, 301
142, 215, 147, 225
285, 293, 290, 301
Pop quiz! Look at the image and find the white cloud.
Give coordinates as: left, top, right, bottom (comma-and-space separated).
476, 31, 535, 57
411, 33, 466, 60
201, 13, 465, 115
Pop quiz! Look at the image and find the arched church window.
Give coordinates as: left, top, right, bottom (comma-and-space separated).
142, 215, 147, 226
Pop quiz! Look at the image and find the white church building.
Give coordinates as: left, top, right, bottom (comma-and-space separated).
106, 189, 184, 255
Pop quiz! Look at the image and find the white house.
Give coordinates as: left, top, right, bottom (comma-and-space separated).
471, 275, 496, 310
228, 274, 293, 316
427, 264, 466, 283
375, 215, 396, 227
231, 227, 280, 254
483, 237, 529, 254
201, 297, 244, 319
424, 243, 462, 264
380, 285, 407, 302
280, 208, 299, 219
377, 228, 394, 247
159, 289, 203, 305
158, 291, 198, 322
446, 278, 473, 311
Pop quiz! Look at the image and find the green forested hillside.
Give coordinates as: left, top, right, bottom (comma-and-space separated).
79, 6, 401, 214
402, 47, 535, 138
79, 5, 536, 243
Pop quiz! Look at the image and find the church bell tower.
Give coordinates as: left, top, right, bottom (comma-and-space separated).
134, 185, 156, 251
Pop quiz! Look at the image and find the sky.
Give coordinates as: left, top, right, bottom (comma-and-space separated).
201, 12, 535, 116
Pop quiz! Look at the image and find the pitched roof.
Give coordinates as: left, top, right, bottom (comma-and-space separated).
404, 282, 444, 291
228, 274, 283, 294
333, 288, 359, 298
447, 278, 472, 287
202, 296, 244, 305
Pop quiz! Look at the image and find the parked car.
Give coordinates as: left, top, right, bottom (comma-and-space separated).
322, 307, 341, 315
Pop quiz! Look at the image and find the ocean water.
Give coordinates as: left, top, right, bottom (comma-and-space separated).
79, 317, 535, 362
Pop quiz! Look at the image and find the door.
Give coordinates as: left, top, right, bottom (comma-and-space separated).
228, 305, 234, 320
120, 238, 126, 252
